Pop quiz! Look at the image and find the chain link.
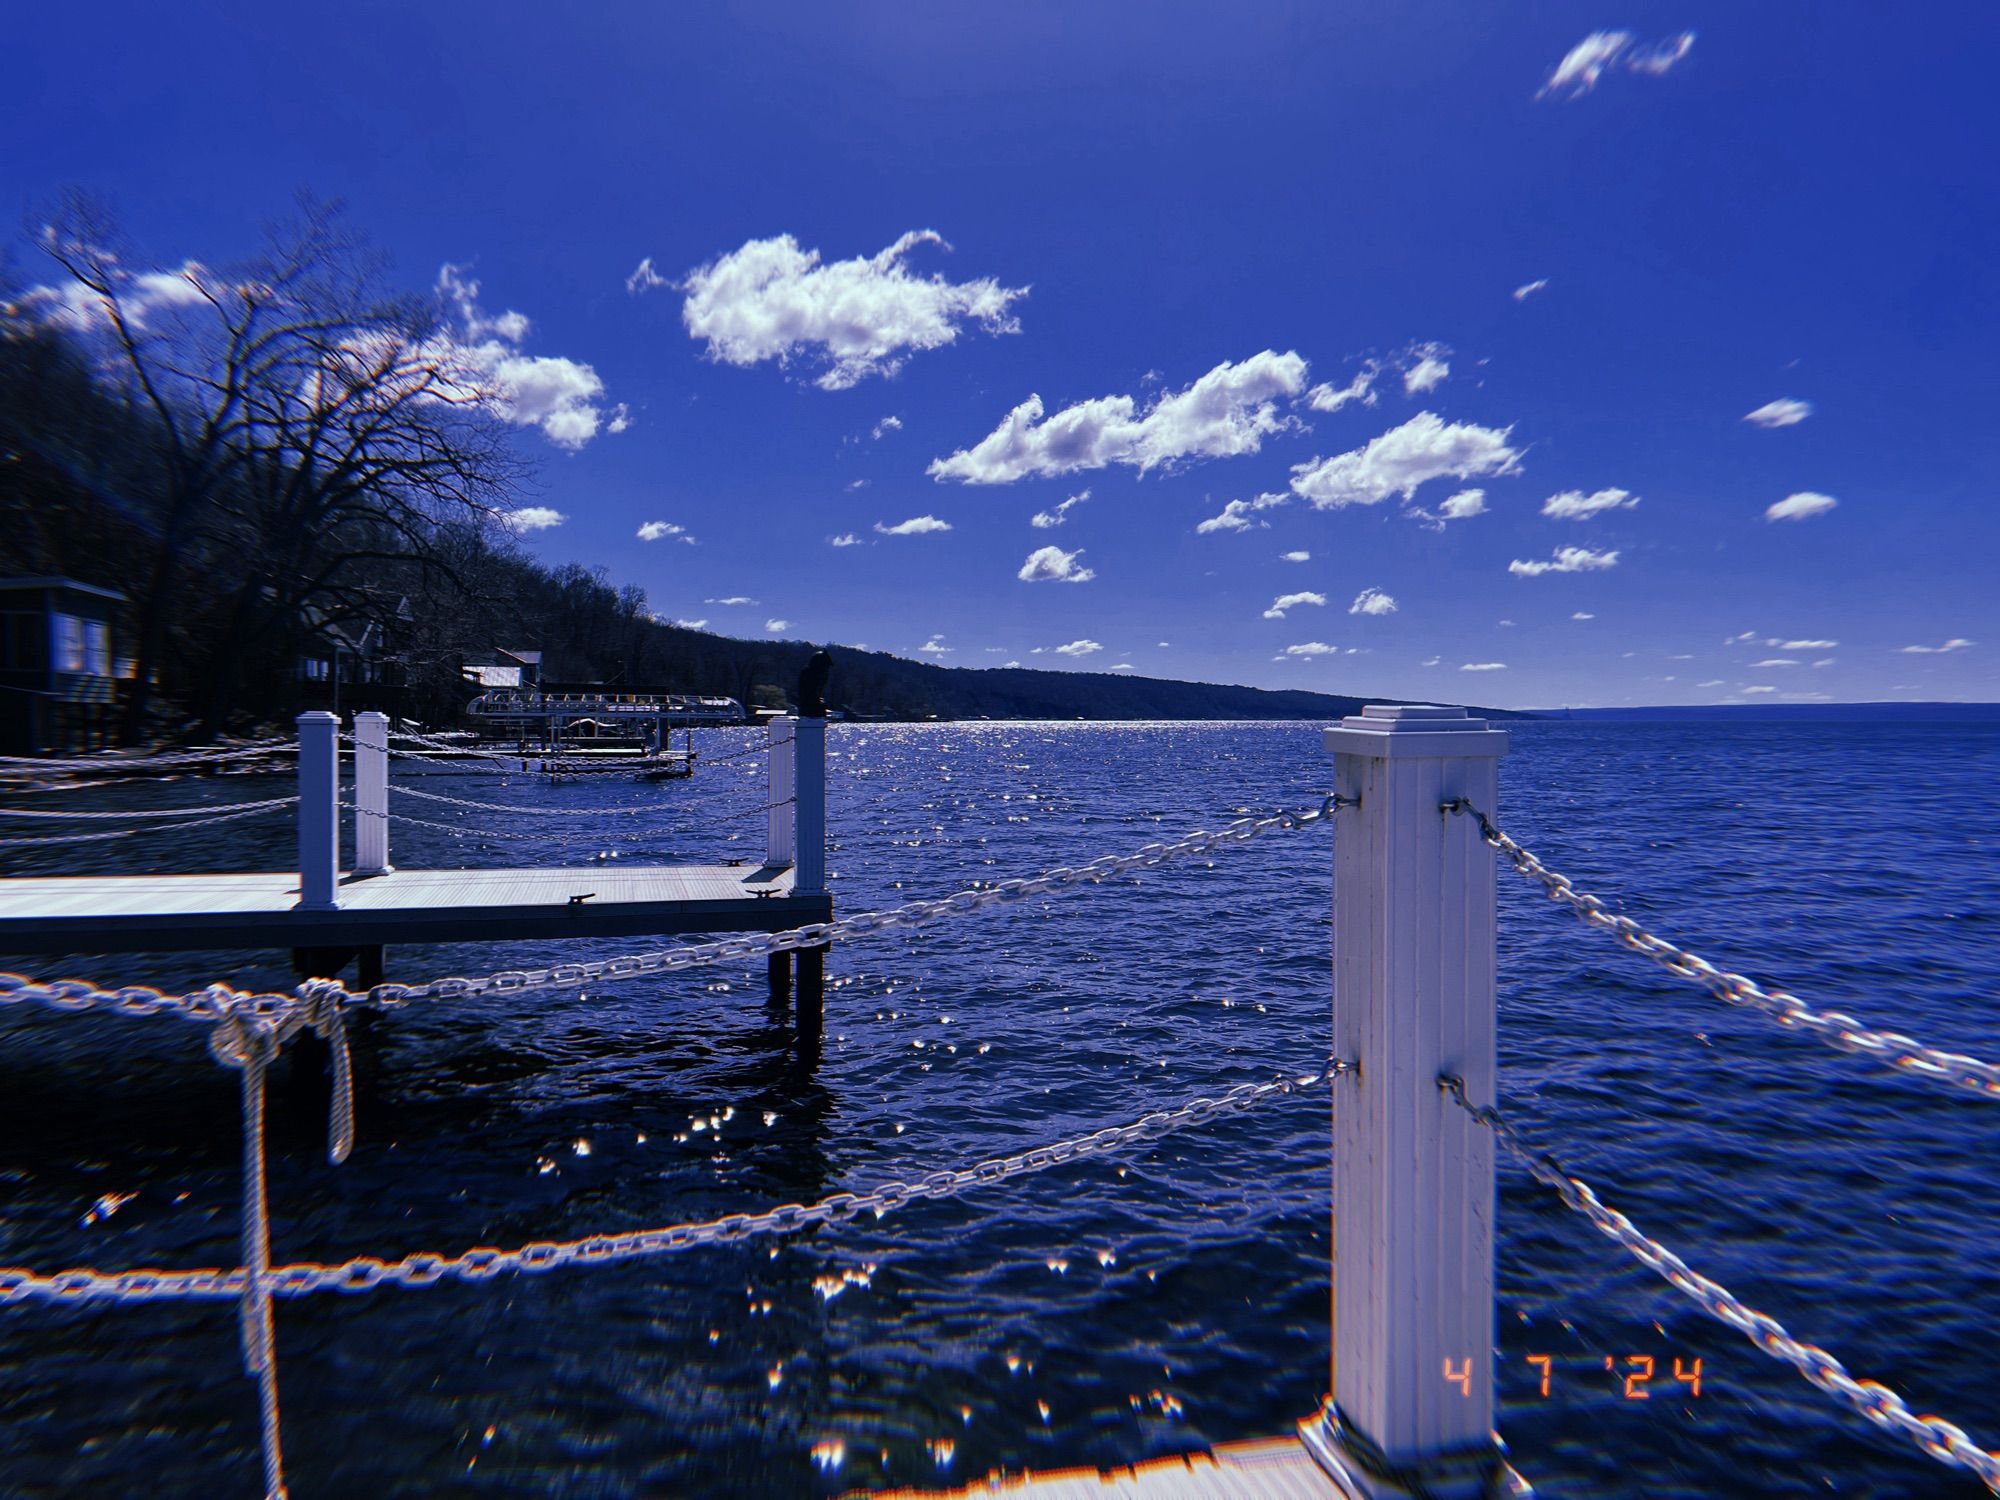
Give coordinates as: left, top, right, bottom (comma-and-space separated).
0, 799, 300, 848
333, 796, 1349, 1012
1444, 800, 2000, 1103
0, 1058, 1345, 1308
1440, 1076, 2000, 1493
0, 972, 295, 1026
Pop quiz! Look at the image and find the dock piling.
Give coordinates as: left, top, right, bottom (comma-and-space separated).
352, 711, 392, 877
1306, 704, 1516, 1499
295, 711, 341, 912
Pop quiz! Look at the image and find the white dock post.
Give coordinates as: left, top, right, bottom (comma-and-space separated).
1304, 704, 1514, 1499
792, 715, 826, 898
295, 710, 341, 912
767, 715, 797, 869
352, 710, 392, 877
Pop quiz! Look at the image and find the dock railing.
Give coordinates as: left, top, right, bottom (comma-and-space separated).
764, 712, 826, 895
1308, 703, 1516, 1498
8, 704, 2000, 1497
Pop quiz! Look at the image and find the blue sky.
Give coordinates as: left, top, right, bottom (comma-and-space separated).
7, 1, 1997, 708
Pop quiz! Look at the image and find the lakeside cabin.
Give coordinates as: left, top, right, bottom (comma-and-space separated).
0, 576, 128, 756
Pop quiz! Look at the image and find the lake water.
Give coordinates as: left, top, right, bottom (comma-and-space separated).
1, 720, 1996, 1498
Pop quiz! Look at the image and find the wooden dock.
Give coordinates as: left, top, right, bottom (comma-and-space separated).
0, 862, 826, 954
872, 1431, 1337, 1498
0, 708, 836, 1035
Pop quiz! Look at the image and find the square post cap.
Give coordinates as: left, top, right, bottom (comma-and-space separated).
1323, 703, 1509, 759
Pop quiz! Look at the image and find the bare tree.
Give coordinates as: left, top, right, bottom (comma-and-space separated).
32, 195, 521, 738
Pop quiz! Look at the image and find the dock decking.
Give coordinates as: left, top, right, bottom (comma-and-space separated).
873, 1432, 1336, 1498
0, 862, 828, 954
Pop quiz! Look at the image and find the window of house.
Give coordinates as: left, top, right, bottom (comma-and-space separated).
302, 657, 331, 682
53, 613, 86, 673
84, 620, 111, 676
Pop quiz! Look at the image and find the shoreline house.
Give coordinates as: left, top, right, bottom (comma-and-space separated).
0, 576, 128, 755
296, 597, 414, 719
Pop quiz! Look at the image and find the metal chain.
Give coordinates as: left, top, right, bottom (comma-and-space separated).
0, 739, 295, 772
0, 972, 295, 1026
0, 795, 1346, 1039
1439, 1076, 2000, 1494
0, 1058, 1345, 1308
0, 799, 300, 848
0, 796, 302, 822
1444, 800, 2000, 1103
332, 796, 1350, 1013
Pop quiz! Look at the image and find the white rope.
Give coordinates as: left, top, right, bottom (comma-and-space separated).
0, 740, 295, 772
0, 796, 302, 822
0, 799, 299, 848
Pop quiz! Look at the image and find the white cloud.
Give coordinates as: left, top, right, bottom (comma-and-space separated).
1754, 658, 1802, 668
1030, 489, 1091, 529
1513, 278, 1549, 302
505, 506, 566, 532
1422, 656, 1441, 667
1284, 642, 1337, 657
1740, 685, 1779, 695
1290, 412, 1522, 510
625, 257, 669, 295
14, 257, 212, 332
1017, 545, 1096, 584
1439, 488, 1488, 521
1539, 30, 1694, 99
1460, 662, 1508, 672
637, 520, 695, 543
1281, 550, 1311, 563
828, 532, 861, 547
1263, 590, 1327, 620
1110, 662, 1134, 670
1898, 638, 1973, 654
1509, 545, 1619, 577
1195, 491, 1289, 534
766, 619, 790, 634
1541, 486, 1639, 520
1054, 639, 1102, 657
1498, 619, 1515, 627
1306, 364, 1379, 413
1572, 611, 1595, 620
435, 265, 614, 449
1766, 492, 1838, 522
1402, 344, 1450, 395
915, 634, 952, 657
705, 596, 758, 606
871, 415, 903, 440
845, 479, 869, 491
874, 515, 953, 536
671, 618, 707, 630
1697, 679, 1726, 688
929, 350, 1308, 484
1349, 588, 1398, 616
674, 230, 1025, 390
1779, 639, 1837, 650
1744, 399, 1813, 429
607, 403, 632, 434
1813, 658, 1836, 668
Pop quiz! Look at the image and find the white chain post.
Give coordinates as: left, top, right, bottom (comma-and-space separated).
1303, 705, 1521, 1499
351, 711, 392, 877
792, 715, 825, 897
294, 712, 340, 912
767, 715, 796, 870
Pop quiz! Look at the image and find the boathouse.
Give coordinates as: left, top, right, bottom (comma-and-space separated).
0, 576, 126, 755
